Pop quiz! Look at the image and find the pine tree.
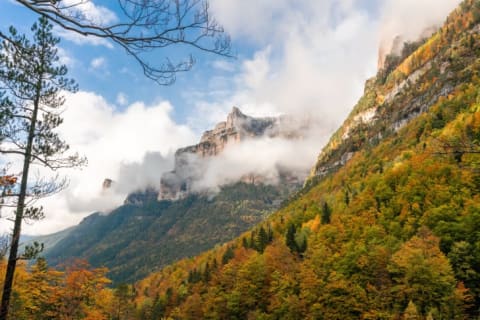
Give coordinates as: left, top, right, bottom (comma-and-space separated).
0, 17, 84, 319
321, 202, 332, 224
256, 226, 269, 253
286, 223, 298, 253
222, 246, 235, 265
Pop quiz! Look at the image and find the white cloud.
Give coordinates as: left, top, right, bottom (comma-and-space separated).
90, 57, 106, 70
200, 0, 379, 133
200, 0, 462, 132
1, 91, 196, 235
190, 126, 330, 193
60, 0, 117, 26
57, 47, 76, 68
379, 0, 462, 63
211, 60, 236, 72
55, 27, 114, 48
380, 0, 461, 42
116, 92, 128, 106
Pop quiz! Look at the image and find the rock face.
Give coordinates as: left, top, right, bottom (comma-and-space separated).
159, 107, 303, 200
102, 178, 113, 190
377, 26, 438, 70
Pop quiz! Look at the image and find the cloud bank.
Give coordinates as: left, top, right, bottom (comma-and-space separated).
14, 91, 196, 234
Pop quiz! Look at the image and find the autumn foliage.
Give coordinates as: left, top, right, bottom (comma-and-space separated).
2, 1, 480, 319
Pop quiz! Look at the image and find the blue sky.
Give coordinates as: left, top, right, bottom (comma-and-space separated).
0, 0, 462, 234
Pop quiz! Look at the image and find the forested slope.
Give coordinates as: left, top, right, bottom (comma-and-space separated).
45, 182, 292, 284
129, 2, 480, 318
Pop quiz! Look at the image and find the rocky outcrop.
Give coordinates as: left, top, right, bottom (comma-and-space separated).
159, 107, 304, 200
378, 26, 438, 70
102, 178, 113, 190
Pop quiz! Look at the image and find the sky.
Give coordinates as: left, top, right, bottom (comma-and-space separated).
0, 0, 462, 235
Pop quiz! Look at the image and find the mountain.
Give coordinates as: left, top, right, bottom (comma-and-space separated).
40, 108, 305, 283
160, 106, 305, 200
127, 2, 480, 318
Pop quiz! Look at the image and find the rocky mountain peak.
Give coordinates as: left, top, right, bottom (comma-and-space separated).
226, 106, 246, 127
159, 107, 302, 201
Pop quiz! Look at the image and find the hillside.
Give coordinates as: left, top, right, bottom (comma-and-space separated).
44, 182, 293, 283
125, 2, 480, 319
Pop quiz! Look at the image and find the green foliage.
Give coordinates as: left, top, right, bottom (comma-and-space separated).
321, 202, 332, 224
285, 223, 297, 253
221, 246, 235, 265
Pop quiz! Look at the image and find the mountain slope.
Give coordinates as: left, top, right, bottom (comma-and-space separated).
45, 182, 293, 283
129, 2, 480, 318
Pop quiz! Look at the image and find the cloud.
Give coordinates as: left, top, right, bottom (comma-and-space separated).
115, 152, 174, 194
116, 92, 128, 106
380, 0, 461, 42
211, 60, 237, 72
60, 0, 117, 26
201, 0, 379, 133
90, 57, 106, 70
190, 126, 330, 193
55, 27, 114, 48
378, 0, 462, 61
57, 47, 76, 68
9, 91, 196, 235
201, 0, 462, 131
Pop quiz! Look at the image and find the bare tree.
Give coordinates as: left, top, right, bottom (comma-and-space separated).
0, 17, 85, 319
3, 0, 233, 85
432, 136, 480, 163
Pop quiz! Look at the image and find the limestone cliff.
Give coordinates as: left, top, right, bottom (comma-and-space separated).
159, 107, 303, 200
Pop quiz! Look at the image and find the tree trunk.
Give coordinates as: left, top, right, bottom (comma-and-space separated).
0, 83, 41, 320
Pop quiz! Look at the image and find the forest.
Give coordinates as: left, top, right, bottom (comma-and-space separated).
2, 0, 480, 319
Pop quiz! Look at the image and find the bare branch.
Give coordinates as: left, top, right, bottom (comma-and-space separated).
14, 0, 233, 84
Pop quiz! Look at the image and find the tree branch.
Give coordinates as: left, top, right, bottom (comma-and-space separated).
14, 0, 233, 84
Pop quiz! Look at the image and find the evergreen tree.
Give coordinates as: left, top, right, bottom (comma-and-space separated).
321, 202, 332, 224
286, 223, 298, 253
256, 226, 269, 253
345, 190, 350, 206
203, 262, 211, 282
222, 246, 235, 265
242, 237, 249, 249
0, 17, 84, 319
